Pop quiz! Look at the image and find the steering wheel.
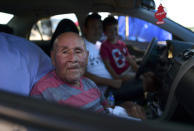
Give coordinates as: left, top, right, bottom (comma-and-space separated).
136, 38, 158, 78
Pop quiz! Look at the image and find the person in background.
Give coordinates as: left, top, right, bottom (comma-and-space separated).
0, 32, 53, 95
100, 15, 138, 81
83, 13, 123, 95
83, 13, 156, 104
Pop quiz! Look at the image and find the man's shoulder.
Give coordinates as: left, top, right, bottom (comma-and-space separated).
36, 71, 55, 83
31, 70, 58, 94
84, 40, 102, 55
84, 39, 93, 50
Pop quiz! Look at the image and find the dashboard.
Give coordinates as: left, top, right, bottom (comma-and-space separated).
145, 40, 194, 119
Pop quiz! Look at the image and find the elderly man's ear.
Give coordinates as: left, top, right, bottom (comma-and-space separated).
50, 50, 56, 67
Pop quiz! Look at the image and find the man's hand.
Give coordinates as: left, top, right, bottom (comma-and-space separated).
119, 101, 146, 120
127, 55, 135, 63
109, 79, 122, 89
121, 74, 132, 81
126, 55, 139, 72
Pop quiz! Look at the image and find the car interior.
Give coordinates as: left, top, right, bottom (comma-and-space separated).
0, 0, 194, 130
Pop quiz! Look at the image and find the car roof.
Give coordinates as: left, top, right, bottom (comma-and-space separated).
0, 0, 141, 16
2, 0, 194, 43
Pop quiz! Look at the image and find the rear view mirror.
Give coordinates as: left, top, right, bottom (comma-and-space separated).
141, 0, 156, 10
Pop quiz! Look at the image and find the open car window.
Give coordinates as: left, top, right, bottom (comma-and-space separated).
0, 12, 14, 24
29, 13, 79, 41
118, 16, 172, 42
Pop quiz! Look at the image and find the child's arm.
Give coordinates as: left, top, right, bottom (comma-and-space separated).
126, 54, 139, 72
103, 58, 132, 81
103, 58, 121, 79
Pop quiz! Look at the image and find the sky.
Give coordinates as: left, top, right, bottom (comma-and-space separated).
154, 0, 194, 28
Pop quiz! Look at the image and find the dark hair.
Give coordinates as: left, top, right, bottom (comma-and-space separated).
50, 19, 79, 50
84, 13, 101, 27
103, 16, 118, 32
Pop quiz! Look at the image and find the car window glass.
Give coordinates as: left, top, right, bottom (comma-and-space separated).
118, 16, 172, 42
154, 0, 194, 32
29, 13, 79, 41
95, 12, 172, 43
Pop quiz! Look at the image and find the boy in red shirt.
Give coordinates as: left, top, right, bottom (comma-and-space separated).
100, 16, 138, 81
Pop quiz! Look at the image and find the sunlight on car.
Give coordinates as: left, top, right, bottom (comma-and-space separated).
89, 12, 118, 20
0, 12, 14, 24
154, 0, 194, 31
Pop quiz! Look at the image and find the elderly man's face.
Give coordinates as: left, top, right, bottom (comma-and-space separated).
51, 33, 88, 85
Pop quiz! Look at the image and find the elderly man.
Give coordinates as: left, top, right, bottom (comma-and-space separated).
30, 32, 108, 112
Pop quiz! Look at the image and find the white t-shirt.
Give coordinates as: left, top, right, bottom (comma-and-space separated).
84, 39, 112, 94
0, 32, 53, 95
